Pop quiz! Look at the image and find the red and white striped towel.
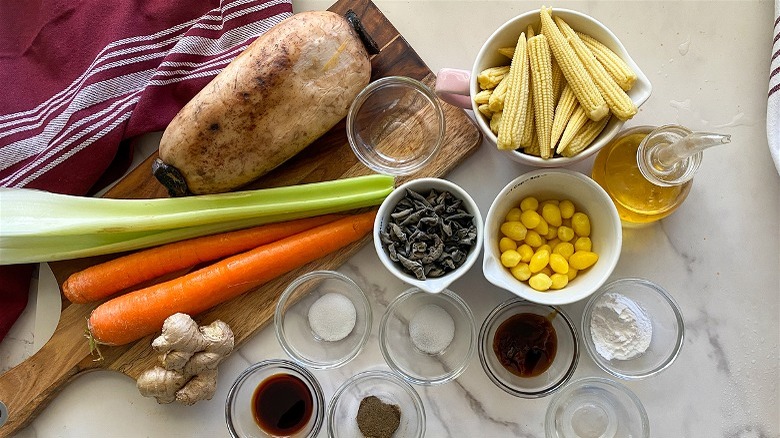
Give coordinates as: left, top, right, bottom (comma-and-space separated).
0, 0, 293, 342
769, 1, 780, 175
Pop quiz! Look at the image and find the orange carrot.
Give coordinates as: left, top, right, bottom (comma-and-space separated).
88, 210, 376, 346
63, 214, 341, 304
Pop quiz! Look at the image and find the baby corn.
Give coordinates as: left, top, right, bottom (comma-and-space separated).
488, 75, 509, 112
555, 16, 636, 121
490, 112, 503, 135
540, 7, 608, 122
560, 114, 611, 157
577, 31, 637, 91
478, 66, 511, 89
551, 58, 564, 104
528, 34, 554, 158
474, 89, 493, 105
524, 131, 541, 156
498, 46, 515, 59
497, 32, 530, 150
557, 105, 588, 154
519, 88, 536, 148
518, 32, 536, 148
550, 84, 577, 149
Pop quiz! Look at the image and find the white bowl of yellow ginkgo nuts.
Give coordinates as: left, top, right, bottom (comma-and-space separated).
483, 169, 622, 305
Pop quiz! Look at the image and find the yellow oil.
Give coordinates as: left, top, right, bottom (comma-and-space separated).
592, 132, 691, 225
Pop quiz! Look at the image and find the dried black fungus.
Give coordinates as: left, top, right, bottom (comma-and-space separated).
381, 188, 478, 280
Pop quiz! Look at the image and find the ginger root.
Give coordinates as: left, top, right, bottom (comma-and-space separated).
137, 367, 187, 404
137, 313, 234, 405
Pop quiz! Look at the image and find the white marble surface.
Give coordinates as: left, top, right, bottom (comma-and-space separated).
2, 1, 778, 437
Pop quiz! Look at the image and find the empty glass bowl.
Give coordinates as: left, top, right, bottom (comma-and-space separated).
327, 370, 426, 438
379, 287, 476, 385
347, 76, 445, 175
479, 298, 579, 398
225, 359, 325, 438
275, 271, 372, 369
545, 377, 649, 438
581, 278, 684, 379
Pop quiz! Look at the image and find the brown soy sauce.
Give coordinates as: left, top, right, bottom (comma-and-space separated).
252, 373, 313, 436
493, 312, 557, 377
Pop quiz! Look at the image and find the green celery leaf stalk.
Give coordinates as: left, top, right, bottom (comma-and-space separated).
0, 175, 394, 264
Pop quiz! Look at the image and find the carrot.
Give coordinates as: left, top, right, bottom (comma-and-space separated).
87, 209, 376, 346
63, 214, 342, 304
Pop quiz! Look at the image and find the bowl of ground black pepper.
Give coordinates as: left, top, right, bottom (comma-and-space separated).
327, 370, 425, 438
478, 297, 579, 398
374, 178, 483, 294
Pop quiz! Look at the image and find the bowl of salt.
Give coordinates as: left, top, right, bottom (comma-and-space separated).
379, 287, 476, 385
275, 270, 372, 369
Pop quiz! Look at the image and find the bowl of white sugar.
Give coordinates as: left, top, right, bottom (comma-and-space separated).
581, 277, 684, 380
275, 270, 372, 369
379, 287, 476, 385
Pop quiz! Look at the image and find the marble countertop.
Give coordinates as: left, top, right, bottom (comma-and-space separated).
2, 1, 778, 437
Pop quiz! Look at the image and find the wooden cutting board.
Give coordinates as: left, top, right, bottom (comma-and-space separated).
0, 0, 481, 436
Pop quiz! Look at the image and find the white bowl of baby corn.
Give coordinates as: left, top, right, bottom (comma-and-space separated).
444, 8, 652, 167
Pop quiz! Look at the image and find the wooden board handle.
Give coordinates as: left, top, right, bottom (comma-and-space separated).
0, 303, 99, 438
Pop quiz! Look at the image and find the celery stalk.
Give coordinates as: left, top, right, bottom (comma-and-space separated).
0, 175, 394, 264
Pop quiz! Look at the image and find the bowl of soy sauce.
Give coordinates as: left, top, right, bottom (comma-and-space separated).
226, 359, 325, 438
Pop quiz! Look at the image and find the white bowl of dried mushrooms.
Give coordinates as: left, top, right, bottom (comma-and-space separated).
374, 178, 483, 294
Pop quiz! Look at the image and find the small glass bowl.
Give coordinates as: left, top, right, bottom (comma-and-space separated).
347, 76, 445, 176
478, 298, 579, 398
327, 370, 426, 438
225, 359, 325, 438
373, 177, 484, 294
581, 278, 684, 380
379, 287, 476, 385
545, 377, 649, 438
275, 271, 372, 369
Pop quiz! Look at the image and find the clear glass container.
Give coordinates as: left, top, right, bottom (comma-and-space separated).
581, 278, 684, 380
225, 359, 325, 438
545, 377, 649, 438
592, 124, 730, 226
274, 271, 372, 369
478, 298, 579, 398
327, 370, 426, 438
592, 126, 691, 225
347, 76, 445, 176
379, 287, 476, 385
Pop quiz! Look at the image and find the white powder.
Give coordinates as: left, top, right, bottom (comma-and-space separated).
590, 292, 652, 361
307, 292, 357, 342
409, 304, 455, 355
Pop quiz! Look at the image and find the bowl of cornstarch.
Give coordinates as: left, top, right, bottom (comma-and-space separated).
275, 270, 372, 369
581, 278, 684, 380
379, 287, 476, 385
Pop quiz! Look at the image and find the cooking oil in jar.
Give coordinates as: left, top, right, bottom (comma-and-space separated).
592, 129, 691, 225
592, 125, 731, 226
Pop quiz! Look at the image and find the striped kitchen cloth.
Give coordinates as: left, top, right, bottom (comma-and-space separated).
0, 0, 292, 342
770, 1, 780, 175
